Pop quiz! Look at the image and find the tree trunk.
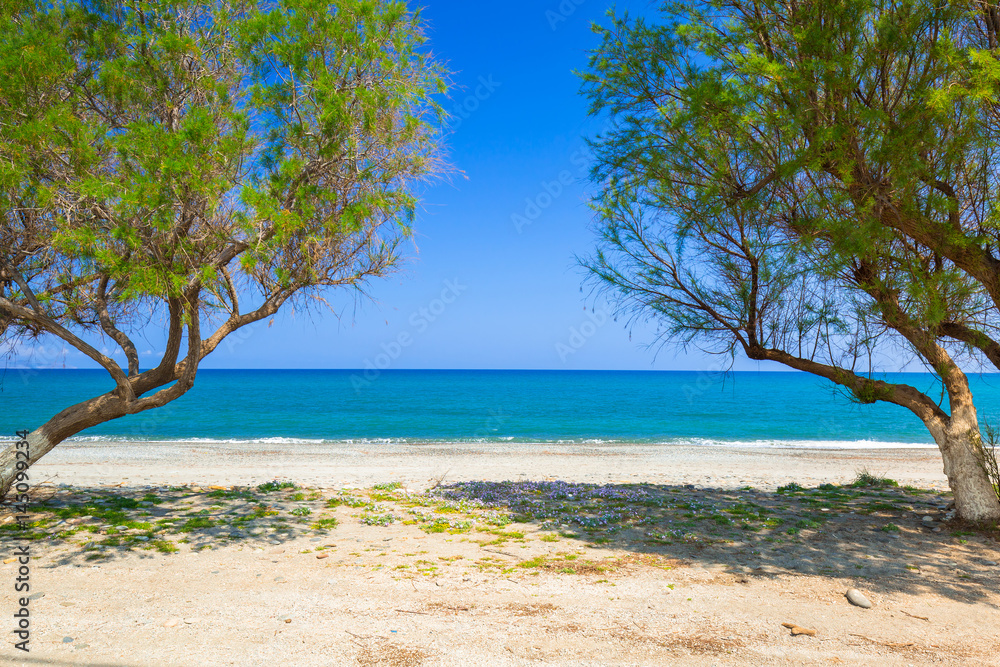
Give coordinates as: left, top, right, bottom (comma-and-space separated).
0, 392, 127, 500
0, 429, 58, 500
933, 415, 1000, 523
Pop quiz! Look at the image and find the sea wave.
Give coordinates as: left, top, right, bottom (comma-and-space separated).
22, 434, 938, 449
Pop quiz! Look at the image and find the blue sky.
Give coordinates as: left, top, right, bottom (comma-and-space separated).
4, 0, 789, 372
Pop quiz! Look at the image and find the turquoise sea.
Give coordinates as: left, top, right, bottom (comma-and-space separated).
3, 369, 1000, 448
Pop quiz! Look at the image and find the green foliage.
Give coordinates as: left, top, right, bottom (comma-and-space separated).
0, 1, 448, 473
373, 481, 404, 491
179, 517, 216, 532
256, 480, 296, 493
578, 1, 1000, 522
851, 469, 899, 489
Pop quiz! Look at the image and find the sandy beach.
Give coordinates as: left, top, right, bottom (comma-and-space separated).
2, 441, 999, 666
28, 438, 952, 491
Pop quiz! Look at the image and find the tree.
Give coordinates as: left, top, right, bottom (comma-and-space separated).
580, 0, 1000, 521
0, 0, 447, 498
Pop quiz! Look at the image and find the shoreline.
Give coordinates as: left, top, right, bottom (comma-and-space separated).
31, 439, 950, 492
7, 440, 999, 666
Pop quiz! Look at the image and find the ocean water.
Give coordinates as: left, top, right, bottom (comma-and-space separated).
3, 369, 1000, 448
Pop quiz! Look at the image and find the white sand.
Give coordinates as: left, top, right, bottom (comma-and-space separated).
32, 439, 951, 491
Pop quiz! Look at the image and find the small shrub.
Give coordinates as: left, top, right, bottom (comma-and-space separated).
361, 513, 397, 526
851, 468, 899, 489
373, 481, 403, 491
257, 481, 296, 493
777, 482, 804, 493
290, 507, 312, 517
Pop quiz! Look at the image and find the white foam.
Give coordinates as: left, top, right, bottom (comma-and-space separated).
25, 435, 937, 450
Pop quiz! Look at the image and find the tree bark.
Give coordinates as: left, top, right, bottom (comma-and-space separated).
0, 430, 55, 500
0, 392, 127, 499
928, 408, 1000, 523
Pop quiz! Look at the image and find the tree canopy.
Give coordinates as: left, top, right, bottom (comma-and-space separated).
581, 0, 1000, 521
0, 0, 447, 496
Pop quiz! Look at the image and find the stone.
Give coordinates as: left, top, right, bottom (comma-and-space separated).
846, 588, 873, 609
60, 602, 75, 607
162, 618, 179, 628
921, 515, 935, 524
115, 525, 130, 531
27, 592, 44, 600
62, 637, 73, 643
316, 554, 329, 560
982, 560, 999, 567
183, 618, 201, 624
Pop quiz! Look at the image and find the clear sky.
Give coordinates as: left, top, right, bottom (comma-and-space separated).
4, 0, 793, 372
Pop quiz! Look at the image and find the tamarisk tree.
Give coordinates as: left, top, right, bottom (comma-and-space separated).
0, 0, 447, 497
581, 0, 1000, 521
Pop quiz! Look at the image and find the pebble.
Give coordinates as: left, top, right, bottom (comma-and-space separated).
183, 618, 201, 624
27, 592, 44, 600
60, 602, 74, 607
846, 589, 873, 609
62, 637, 73, 643
932, 527, 942, 533
982, 560, 999, 567
921, 516, 935, 524
162, 618, 179, 628
115, 525, 130, 531
134, 536, 149, 542
274, 576, 286, 583
281, 616, 292, 623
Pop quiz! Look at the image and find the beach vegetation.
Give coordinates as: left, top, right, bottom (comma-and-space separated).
580, 0, 1000, 522
0, 0, 449, 499
257, 481, 297, 494
851, 469, 900, 489
360, 512, 398, 526
179, 517, 216, 532
373, 482, 405, 491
